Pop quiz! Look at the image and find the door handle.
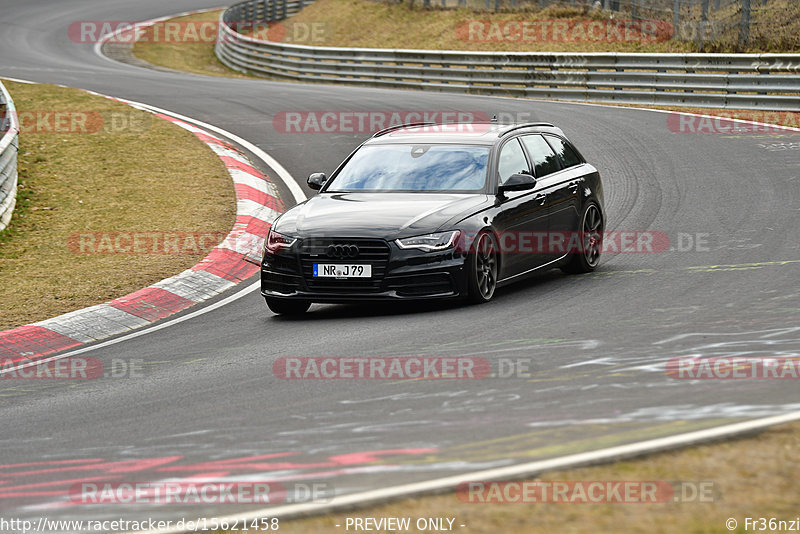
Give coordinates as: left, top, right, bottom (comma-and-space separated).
569, 181, 580, 193
534, 193, 547, 205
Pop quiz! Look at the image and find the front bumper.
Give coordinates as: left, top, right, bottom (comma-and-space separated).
261, 237, 468, 302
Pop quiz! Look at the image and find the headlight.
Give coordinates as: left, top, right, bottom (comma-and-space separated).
264, 229, 297, 254
396, 230, 461, 252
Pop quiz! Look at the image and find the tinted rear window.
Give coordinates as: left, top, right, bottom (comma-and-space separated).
520, 135, 561, 178
545, 135, 583, 169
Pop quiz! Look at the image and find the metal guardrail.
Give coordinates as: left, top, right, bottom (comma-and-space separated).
0, 80, 19, 232
223, 0, 314, 24
215, 0, 800, 111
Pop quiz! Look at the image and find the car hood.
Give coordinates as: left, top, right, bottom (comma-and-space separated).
274, 192, 491, 238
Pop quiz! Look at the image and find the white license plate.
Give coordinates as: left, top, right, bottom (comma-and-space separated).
313, 264, 372, 278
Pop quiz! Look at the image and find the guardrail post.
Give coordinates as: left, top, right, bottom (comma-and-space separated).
739, 0, 751, 47
672, 0, 681, 39
698, 0, 709, 50
0, 81, 19, 232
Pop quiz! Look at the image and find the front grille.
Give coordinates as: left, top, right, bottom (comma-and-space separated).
266, 253, 300, 274
299, 238, 391, 292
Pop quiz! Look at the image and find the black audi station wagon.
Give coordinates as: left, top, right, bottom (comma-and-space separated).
261, 122, 604, 315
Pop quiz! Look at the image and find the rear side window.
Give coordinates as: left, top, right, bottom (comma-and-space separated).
520, 135, 561, 178
544, 135, 582, 169
497, 139, 531, 184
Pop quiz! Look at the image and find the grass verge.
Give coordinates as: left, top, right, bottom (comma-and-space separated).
0, 80, 235, 331
255, 0, 799, 53
131, 10, 260, 78
211, 421, 800, 533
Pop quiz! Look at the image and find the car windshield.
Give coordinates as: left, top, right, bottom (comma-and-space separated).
327, 144, 489, 192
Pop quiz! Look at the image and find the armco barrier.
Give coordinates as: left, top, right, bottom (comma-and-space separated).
0, 80, 19, 231
215, 0, 800, 111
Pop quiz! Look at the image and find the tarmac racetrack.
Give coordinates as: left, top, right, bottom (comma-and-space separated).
1, 0, 799, 528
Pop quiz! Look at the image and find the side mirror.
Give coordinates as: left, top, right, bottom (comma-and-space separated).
307, 172, 328, 190
498, 173, 536, 194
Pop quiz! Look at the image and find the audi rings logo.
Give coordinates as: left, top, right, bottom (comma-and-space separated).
326, 244, 359, 259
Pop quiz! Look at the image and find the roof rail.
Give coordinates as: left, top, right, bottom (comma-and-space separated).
372, 122, 438, 137
498, 122, 556, 137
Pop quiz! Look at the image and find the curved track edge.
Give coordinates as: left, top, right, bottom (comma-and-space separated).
0, 83, 300, 375
129, 410, 800, 534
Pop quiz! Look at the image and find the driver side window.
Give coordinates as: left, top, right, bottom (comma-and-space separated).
497, 139, 531, 184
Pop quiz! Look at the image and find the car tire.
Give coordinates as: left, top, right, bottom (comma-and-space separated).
266, 297, 311, 315
467, 231, 499, 303
561, 201, 603, 274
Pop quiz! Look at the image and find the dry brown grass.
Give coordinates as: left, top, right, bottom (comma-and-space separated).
0, 80, 235, 331
131, 11, 262, 78
214, 421, 800, 533
250, 0, 799, 53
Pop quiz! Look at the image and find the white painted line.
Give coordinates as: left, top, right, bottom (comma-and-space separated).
237, 198, 281, 220
208, 143, 254, 164
229, 168, 270, 192
496, 94, 800, 133
0, 280, 260, 377
151, 269, 235, 303
0, 76, 37, 84
92, 7, 227, 66
131, 409, 800, 534
0, 97, 290, 376
113, 97, 307, 205
91, 20, 306, 205
33, 304, 150, 343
